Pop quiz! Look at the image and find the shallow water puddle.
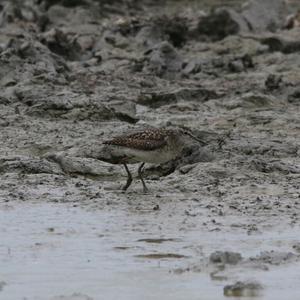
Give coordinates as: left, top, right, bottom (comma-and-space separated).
0, 202, 300, 300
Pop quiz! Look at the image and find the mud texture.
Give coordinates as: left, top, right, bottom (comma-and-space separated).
0, 0, 300, 299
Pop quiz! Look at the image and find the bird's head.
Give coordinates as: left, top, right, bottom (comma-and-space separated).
167, 128, 207, 146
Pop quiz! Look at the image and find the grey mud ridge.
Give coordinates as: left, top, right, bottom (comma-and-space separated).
0, 0, 300, 299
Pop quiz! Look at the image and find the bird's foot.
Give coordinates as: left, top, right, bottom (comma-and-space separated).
122, 185, 130, 192
143, 188, 149, 194
141, 183, 150, 194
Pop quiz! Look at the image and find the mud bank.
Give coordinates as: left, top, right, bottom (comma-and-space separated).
0, 0, 300, 299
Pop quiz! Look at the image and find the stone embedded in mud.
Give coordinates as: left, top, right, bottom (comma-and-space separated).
40, 28, 83, 61
285, 10, 300, 30
227, 59, 244, 73
182, 59, 202, 75
261, 35, 300, 54
209, 251, 242, 265
0, 3, 21, 26
242, 0, 288, 32
16, 88, 136, 123
135, 15, 188, 49
135, 25, 165, 50
50, 293, 94, 300
143, 133, 214, 178
179, 164, 196, 175
45, 2, 100, 27
250, 251, 297, 265
222, 93, 276, 110
197, 8, 249, 41
0, 281, 6, 291
25, 95, 112, 120
0, 1, 40, 26
143, 41, 183, 79
0, 38, 68, 87
251, 159, 300, 174
224, 281, 263, 297
107, 100, 138, 124
265, 74, 283, 90
227, 54, 254, 73
151, 16, 189, 48
179, 145, 214, 165
196, 0, 289, 41
138, 87, 222, 108
0, 156, 63, 175
76, 35, 95, 52
288, 89, 300, 104
240, 93, 275, 107
45, 153, 118, 177
292, 243, 300, 253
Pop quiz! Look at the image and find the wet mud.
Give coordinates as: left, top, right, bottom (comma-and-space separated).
0, 0, 300, 299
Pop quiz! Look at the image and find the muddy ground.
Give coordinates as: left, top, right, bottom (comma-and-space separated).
0, 0, 300, 299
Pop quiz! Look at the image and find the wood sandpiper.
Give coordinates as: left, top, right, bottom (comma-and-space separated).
101, 127, 206, 192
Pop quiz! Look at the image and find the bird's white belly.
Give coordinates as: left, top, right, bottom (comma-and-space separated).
121, 147, 178, 164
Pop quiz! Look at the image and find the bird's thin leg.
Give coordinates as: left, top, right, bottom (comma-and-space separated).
138, 163, 149, 193
122, 164, 133, 191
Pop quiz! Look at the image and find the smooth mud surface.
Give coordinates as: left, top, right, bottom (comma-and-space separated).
1, 202, 300, 300
1, 0, 300, 299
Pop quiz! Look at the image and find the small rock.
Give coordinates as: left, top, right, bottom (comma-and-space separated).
197, 8, 249, 41
76, 35, 94, 52
40, 28, 82, 61
45, 153, 118, 177
50, 293, 94, 300
284, 10, 300, 29
138, 87, 222, 108
107, 100, 138, 124
250, 251, 297, 265
265, 74, 282, 90
261, 34, 300, 54
251, 159, 300, 174
209, 251, 242, 265
153, 204, 160, 211
136, 15, 188, 49
182, 59, 202, 75
179, 164, 196, 174
143, 41, 183, 79
292, 243, 300, 253
288, 89, 300, 105
228, 60, 244, 73
224, 281, 263, 297
0, 281, 6, 291
242, 0, 288, 32
0, 156, 63, 175
241, 92, 274, 107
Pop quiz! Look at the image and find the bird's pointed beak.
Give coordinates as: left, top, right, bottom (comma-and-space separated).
187, 132, 207, 146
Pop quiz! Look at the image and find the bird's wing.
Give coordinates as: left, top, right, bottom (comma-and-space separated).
103, 129, 168, 151
124, 128, 168, 141
103, 138, 167, 151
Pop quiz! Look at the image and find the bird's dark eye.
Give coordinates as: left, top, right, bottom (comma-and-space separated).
184, 131, 189, 135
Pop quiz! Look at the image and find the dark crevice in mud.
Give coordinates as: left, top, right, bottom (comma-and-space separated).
137, 238, 181, 243
135, 253, 188, 259
261, 37, 300, 54
40, 0, 88, 9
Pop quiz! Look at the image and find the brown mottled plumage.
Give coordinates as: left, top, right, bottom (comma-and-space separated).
103, 128, 170, 151
101, 127, 205, 192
